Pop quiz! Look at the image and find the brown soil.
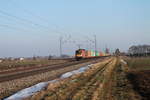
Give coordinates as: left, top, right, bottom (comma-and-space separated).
111, 60, 141, 100
127, 70, 150, 100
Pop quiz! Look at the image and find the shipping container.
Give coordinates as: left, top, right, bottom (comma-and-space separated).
88, 50, 92, 57
91, 50, 95, 57
95, 51, 99, 56
103, 53, 106, 56
100, 52, 104, 56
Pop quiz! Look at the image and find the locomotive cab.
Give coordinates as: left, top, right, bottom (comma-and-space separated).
75, 49, 85, 60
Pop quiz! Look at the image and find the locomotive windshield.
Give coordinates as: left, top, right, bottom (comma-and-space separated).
76, 50, 81, 54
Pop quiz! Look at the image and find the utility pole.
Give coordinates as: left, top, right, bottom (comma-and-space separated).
60, 36, 62, 57
94, 35, 97, 52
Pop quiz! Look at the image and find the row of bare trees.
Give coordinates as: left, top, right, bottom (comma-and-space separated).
128, 45, 150, 56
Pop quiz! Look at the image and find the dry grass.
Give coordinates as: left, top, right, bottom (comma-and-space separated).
125, 57, 150, 100
111, 58, 142, 100
125, 57, 150, 70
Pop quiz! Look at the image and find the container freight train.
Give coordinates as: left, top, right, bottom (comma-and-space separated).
75, 49, 110, 60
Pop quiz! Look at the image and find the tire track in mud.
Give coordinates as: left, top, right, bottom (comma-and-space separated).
68, 61, 111, 100
71, 59, 116, 100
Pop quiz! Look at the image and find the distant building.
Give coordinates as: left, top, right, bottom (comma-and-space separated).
128, 45, 150, 56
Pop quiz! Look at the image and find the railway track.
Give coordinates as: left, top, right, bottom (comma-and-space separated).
0, 58, 74, 74
0, 57, 104, 83
0, 58, 75, 75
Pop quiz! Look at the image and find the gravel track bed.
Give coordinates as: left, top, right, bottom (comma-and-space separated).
0, 61, 94, 99
0, 60, 68, 73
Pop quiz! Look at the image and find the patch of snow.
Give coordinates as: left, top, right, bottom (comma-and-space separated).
4, 80, 57, 100
61, 64, 93, 79
4, 64, 93, 100
0, 60, 3, 63
120, 59, 127, 65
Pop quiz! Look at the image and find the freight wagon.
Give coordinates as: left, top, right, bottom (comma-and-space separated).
75, 49, 110, 60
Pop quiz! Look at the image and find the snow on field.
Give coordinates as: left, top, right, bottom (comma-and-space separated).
120, 59, 127, 65
4, 64, 93, 100
4, 80, 57, 100
61, 64, 92, 78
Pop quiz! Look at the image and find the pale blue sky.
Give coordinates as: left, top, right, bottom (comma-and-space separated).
0, 0, 150, 57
